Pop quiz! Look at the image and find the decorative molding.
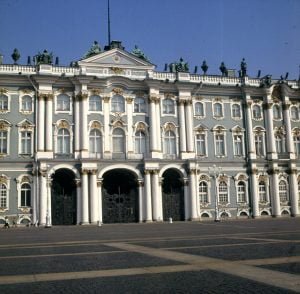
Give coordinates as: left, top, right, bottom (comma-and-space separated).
112, 87, 123, 95
90, 88, 103, 95
110, 67, 124, 75
0, 88, 8, 94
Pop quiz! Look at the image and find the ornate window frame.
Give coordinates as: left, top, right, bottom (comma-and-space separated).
0, 174, 10, 211
258, 173, 270, 204
198, 174, 211, 206
274, 127, 286, 154
290, 104, 300, 122
194, 101, 205, 118
16, 174, 32, 210
54, 119, 73, 156
88, 94, 102, 113
217, 174, 230, 205
88, 120, 103, 158
162, 96, 177, 116
111, 94, 125, 113
55, 93, 72, 114
273, 103, 282, 121
134, 121, 149, 158
17, 119, 34, 157
292, 128, 300, 158
278, 173, 289, 204
194, 124, 208, 157
0, 120, 12, 157
231, 103, 242, 120
234, 173, 249, 204
253, 126, 266, 157
252, 102, 263, 121
212, 125, 227, 158
231, 125, 245, 157
19, 94, 34, 114
212, 100, 224, 120
162, 122, 178, 159
0, 93, 10, 113
134, 96, 147, 114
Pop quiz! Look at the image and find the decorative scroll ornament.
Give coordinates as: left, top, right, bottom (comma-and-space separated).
136, 122, 146, 131
0, 121, 9, 131
91, 121, 101, 129
199, 174, 210, 181
238, 174, 247, 181
0, 176, 7, 184
21, 176, 31, 183
112, 88, 124, 95
193, 95, 203, 100
0, 88, 8, 94
110, 67, 124, 75
165, 93, 175, 99
164, 123, 176, 132
21, 88, 33, 94
58, 120, 69, 128
90, 88, 102, 95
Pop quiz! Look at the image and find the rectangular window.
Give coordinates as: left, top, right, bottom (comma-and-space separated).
0, 131, 8, 154
215, 134, 225, 156
0, 185, 7, 208
196, 134, 206, 156
21, 132, 32, 155
233, 135, 243, 156
255, 134, 264, 156
259, 183, 267, 202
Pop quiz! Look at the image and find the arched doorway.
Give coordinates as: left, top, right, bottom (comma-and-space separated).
102, 169, 138, 223
162, 169, 184, 221
51, 169, 76, 225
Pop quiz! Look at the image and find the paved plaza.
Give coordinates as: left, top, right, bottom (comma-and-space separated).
0, 218, 299, 293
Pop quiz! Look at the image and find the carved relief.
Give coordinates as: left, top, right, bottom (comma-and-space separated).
0, 121, 9, 131
91, 121, 101, 129
58, 120, 69, 129
112, 88, 123, 95
90, 88, 102, 95
272, 85, 281, 100
110, 67, 124, 74
0, 88, 8, 94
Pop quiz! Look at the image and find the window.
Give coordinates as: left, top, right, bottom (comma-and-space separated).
232, 104, 241, 119
89, 129, 102, 154
89, 95, 102, 111
0, 95, 8, 111
215, 134, 225, 156
273, 105, 281, 120
218, 181, 228, 203
21, 183, 31, 207
0, 184, 7, 208
134, 97, 146, 113
294, 135, 300, 157
194, 102, 204, 116
252, 104, 262, 119
0, 131, 8, 154
213, 103, 223, 118
279, 180, 288, 202
199, 181, 208, 203
275, 135, 286, 154
135, 131, 146, 154
20, 131, 32, 155
233, 135, 243, 156
196, 134, 206, 156
290, 106, 299, 121
112, 128, 125, 153
163, 98, 175, 114
21, 95, 32, 112
254, 133, 265, 156
111, 95, 125, 112
164, 130, 176, 155
259, 181, 267, 202
57, 128, 70, 154
57, 94, 70, 111
237, 181, 246, 203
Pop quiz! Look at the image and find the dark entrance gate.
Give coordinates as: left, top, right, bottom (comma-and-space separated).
102, 169, 138, 223
162, 169, 184, 221
51, 169, 76, 225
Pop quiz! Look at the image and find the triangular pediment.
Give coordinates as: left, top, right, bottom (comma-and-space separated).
78, 48, 155, 70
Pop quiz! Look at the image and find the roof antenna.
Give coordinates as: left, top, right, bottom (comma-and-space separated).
107, 0, 111, 46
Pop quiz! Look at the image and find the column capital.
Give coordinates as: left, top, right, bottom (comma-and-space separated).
137, 180, 144, 187
39, 93, 53, 100
103, 96, 110, 103
125, 97, 134, 104
149, 95, 160, 103
75, 179, 81, 187
75, 91, 88, 101
264, 101, 273, 109
90, 169, 98, 175
81, 169, 89, 175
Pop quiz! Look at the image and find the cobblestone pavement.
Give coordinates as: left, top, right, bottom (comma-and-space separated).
0, 218, 299, 293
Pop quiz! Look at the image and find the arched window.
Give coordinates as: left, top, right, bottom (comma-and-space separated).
112, 128, 125, 153
259, 181, 267, 202
232, 104, 241, 119
194, 102, 204, 116
134, 97, 146, 113
163, 99, 175, 114
135, 131, 146, 154
0, 183, 7, 208
0, 95, 8, 111
290, 106, 299, 121
237, 181, 246, 203
21, 95, 32, 112
213, 103, 223, 118
57, 94, 70, 111
21, 183, 31, 207
0, 131, 8, 154
273, 104, 281, 120
111, 95, 125, 112
89, 95, 102, 111
199, 181, 208, 203
279, 180, 288, 202
218, 181, 228, 203
89, 129, 102, 154
252, 104, 262, 119
164, 130, 176, 155
57, 128, 70, 154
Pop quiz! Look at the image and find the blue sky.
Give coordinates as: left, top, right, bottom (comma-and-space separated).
0, 0, 299, 79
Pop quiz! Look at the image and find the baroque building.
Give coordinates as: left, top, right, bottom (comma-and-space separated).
0, 41, 299, 226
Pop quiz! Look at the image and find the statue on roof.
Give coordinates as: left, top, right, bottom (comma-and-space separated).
34, 50, 53, 65
219, 62, 228, 77
240, 58, 247, 77
131, 45, 149, 62
83, 41, 102, 59
169, 57, 189, 73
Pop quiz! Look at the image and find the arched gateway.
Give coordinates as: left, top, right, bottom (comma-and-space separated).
51, 169, 76, 225
102, 169, 139, 223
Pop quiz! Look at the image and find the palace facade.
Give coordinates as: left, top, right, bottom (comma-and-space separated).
0, 41, 299, 226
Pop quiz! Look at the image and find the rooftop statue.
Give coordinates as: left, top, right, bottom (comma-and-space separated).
83, 41, 102, 59
169, 57, 189, 73
131, 45, 149, 62
240, 58, 247, 77
219, 62, 228, 77
11, 48, 20, 64
201, 60, 208, 74
34, 50, 53, 65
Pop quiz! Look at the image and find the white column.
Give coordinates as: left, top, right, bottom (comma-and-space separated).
189, 169, 198, 220
149, 97, 157, 151
97, 179, 103, 224
126, 97, 134, 154
138, 180, 144, 222
283, 101, 295, 157
45, 95, 53, 151
290, 169, 299, 217
184, 178, 190, 220
89, 170, 98, 224
38, 95, 45, 151
81, 93, 88, 152
47, 176, 52, 225
103, 97, 111, 154
151, 170, 161, 221
250, 169, 259, 217
271, 169, 281, 217
39, 173, 47, 225
155, 100, 161, 152
81, 170, 89, 224
178, 100, 187, 153
32, 172, 38, 225
265, 97, 277, 159
74, 96, 80, 153
76, 180, 81, 225
144, 170, 152, 222
245, 99, 256, 158
185, 100, 194, 152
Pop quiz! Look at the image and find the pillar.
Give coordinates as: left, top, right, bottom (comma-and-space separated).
144, 170, 152, 222
39, 173, 47, 225
89, 170, 98, 224
244, 98, 256, 158
183, 178, 190, 220
149, 96, 157, 152
126, 97, 134, 154
38, 94, 45, 151
290, 168, 299, 217
74, 95, 80, 153
80, 92, 89, 152
250, 168, 259, 217
155, 99, 161, 152
97, 179, 103, 224
45, 94, 53, 151
189, 169, 198, 220
271, 167, 281, 217
75, 180, 81, 225
138, 180, 144, 222
178, 100, 187, 153
151, 170, 161, 221
283, 102, 295, 158
185, 100, 194, 153
103, 96, 111, 155
81, 170, 89, 224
